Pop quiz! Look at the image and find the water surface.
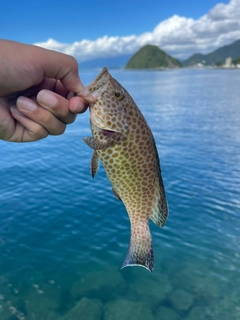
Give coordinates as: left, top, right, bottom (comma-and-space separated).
0, 69, 240, 319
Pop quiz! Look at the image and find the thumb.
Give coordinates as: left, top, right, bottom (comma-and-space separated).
35, 46, 85, 93
58, 64, 85, 94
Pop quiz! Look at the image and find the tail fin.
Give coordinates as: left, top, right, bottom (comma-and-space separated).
121, 223, 154, 272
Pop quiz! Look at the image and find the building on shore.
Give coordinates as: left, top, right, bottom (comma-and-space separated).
223, 57, 234, 68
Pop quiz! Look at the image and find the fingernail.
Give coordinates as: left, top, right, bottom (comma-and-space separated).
37, 90, 58, 107
17, 96, 37, 111
67, 92, 74, 100
71, 100, 83, 112
10, 106, 25, 117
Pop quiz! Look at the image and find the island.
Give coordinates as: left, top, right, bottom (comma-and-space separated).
125, 44, 181, 70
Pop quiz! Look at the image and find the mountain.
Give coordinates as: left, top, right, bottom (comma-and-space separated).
233, 57, 240, 65
79, 54, 131, 70
182, 39, 240, 67
125, 44, 181, 69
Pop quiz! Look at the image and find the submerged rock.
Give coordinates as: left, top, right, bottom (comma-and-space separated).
186, 306, 207, 320
70, 268, 126, 301
0, 300, 13, 319
24, 284, 60, 320
127, 274, 172, 307
104, 299, 154, 320
170, 268, 197, 293
155, 306, 180, 320
62, 297, 102, 320
0, 296, 26, 320
193, 274, 227, 300
206, 298, 240, 320
0, 276, 8, 285
170, 289, 193, 311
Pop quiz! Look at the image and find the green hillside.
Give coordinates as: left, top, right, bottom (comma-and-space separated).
182, 39, 240, 66
125, 45, 181, 69
182, 53, 206, 67
233, 57, 240, 65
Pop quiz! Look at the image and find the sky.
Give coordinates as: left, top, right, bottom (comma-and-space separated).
1, 0, 240, 61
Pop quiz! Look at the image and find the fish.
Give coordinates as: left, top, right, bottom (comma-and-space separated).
79, 67, 168, 272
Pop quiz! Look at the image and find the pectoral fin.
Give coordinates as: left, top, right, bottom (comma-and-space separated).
83, 136, 107, 150
90, 151, 100, 178
83, 135, 120, 150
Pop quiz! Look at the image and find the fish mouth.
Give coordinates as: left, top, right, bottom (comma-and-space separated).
77, 67, 110, 103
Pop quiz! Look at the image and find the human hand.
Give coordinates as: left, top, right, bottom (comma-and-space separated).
0, 40, 88, 142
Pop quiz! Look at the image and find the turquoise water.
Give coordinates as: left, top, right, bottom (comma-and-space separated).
0, 68, 240, 319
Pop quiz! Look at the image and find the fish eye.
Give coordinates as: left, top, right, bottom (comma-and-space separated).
114, 90, 123, 100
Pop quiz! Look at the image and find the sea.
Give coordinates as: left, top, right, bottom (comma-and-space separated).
0, 68, 240, 320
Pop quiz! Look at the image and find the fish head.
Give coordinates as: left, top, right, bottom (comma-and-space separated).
78, 67, 129, 135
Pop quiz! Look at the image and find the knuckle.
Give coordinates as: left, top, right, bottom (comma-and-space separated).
42, 110, 53, 124
51, 124, 66, 135
65, 114, 77, 124
69, 56, 78, 68
32, 127, 48, 141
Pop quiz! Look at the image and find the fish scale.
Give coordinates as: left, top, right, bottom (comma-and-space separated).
79, 67, 168, 272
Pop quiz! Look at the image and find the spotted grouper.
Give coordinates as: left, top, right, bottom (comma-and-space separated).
79, 67, 168, 272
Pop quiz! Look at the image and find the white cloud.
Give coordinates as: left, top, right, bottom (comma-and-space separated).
35, 0, 240, 61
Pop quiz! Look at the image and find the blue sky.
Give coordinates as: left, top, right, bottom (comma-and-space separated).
1, 0, 239, 60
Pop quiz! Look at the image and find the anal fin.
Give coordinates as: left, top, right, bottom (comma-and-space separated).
90, 151, 100, 178
150, 182, 168, 227
112, 187, 122, 201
